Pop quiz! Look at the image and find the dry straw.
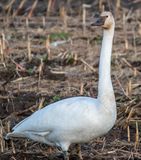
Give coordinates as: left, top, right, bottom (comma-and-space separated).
0, 33, 7, 63
27, 0, 38, 18
0, 120, 5, 153
46, 35, 51, 60
46, 0, 52, 16
82, 4, 91, 35
12, 0, 27, 17
60, 5, 68, 32
27, 35, 32, 61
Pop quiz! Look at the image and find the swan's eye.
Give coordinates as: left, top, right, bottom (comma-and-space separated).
106, 15, 108, 18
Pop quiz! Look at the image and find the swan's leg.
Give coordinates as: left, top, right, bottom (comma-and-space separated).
63, 151, 69, 160
76, 144, 83, 160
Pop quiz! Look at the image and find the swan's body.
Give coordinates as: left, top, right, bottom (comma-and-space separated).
7, 97, 115, 150
6, 12, 116, 159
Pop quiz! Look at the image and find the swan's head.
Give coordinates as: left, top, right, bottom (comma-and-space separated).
92, 11, 115, 30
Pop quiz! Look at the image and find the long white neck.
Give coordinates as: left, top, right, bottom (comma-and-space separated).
98, 26, 115, 104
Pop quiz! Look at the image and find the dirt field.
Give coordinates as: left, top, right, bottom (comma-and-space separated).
0, 1, 141, 160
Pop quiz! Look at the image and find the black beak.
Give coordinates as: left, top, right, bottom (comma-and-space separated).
91, 16, 107, 26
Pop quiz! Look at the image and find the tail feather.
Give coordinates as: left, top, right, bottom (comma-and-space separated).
5, 132, 25, 140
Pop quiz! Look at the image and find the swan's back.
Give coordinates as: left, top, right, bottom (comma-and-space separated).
13, 97, 98, 132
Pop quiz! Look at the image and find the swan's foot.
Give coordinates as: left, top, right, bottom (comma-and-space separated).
52, 151, 69, 160
76, 144, 83, 160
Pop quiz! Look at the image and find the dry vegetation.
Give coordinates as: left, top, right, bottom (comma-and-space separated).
0, 0, 141, 159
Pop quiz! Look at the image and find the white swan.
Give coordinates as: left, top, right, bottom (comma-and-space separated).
6, 11, 116, 160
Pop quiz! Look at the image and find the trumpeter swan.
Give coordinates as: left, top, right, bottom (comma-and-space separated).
6, 11, 116, 160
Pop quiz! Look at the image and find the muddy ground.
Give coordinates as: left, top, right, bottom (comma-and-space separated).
0, 2, 141, 160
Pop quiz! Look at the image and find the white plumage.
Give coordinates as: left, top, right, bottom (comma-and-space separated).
6, 11, 116, 160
